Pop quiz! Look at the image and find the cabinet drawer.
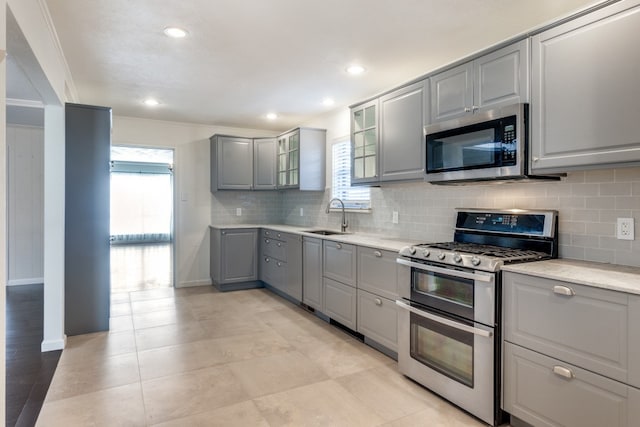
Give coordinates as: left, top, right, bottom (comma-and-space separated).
503, 342, 638, 427
503, 272, 637, 386
357, 246, 399, 300
262, 229, 285, 240
261, 255, 285, 291
323, 277, 357, 330
262, 236, 286, 260
357, 290, 397, 352
323, 241, 357, 286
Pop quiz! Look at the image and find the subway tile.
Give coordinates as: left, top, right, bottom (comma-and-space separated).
616, 196, 640, 210
585, 222, 615, 237
584, 248, 615, 263
600, 182, 632, 196
615, 167, 640, 182
599, 237, 632, 251
586, 197, 616, 209
571, 234, 599, 248
558, 245, 585, 260
585, 169, 614, 183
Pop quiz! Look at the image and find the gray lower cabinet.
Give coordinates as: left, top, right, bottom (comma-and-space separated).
210, 135, 254, 191
504, 343, 640, 427
379, 81, 428, 182
530, 0, 640, 172
357, 290, 397, 352
323, 277, 357, 330
503, 271, 640, 426
355, 246, 401, 352
302, 237, 323, 310
430, 39, 529, 123
259, 229, 302, 301
323, 240, 357, 286
210, 228, 260, 291
253, 138, 277, 190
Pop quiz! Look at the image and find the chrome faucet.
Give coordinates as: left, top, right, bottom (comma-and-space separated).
326, 198, 348, 232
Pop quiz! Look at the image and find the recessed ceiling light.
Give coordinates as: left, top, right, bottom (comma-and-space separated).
346, 65, 365, 75
143, 98, 160, 107
163, 27, 188, 38
266, 113, 278, 120
323, 98, 335, 106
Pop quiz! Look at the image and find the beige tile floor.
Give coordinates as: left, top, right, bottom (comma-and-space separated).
37, 286, 495, 426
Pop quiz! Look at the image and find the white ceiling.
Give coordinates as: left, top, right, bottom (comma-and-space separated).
43, 0, 600, 132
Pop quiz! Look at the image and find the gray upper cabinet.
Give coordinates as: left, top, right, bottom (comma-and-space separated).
351, 99, 379, 185
277, 128, 326, 190
430, 39, 529, 123
530, 0, 640, 173
253, 138, 277, 190
211, 135, 254, 191
379, 81, 428, 182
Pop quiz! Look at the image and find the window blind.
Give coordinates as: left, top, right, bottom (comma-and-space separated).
331, 140, 370, 209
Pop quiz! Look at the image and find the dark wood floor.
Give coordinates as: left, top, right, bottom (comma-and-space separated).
6, 284, 61, 427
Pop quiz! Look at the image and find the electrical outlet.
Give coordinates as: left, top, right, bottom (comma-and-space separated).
392, 211, 399, 224
616, 218, 634, 240
236, 207, 242, 217
300, 207, 304, 217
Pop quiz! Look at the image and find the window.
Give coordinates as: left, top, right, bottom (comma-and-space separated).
331, 138, 371, 210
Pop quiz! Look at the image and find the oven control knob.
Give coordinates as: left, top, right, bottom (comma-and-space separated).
409, 247, 417, 255
453, 254, 462, 263
471, 256, 481, 266
421, 249, 430, 258
437, 253, 446, 260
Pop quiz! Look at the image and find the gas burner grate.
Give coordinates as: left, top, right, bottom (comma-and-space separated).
421, 242, 548, 261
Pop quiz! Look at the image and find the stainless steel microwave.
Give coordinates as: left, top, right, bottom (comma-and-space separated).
425, 103, 556, 183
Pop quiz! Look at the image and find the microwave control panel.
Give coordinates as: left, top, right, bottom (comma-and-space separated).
501, 121, 517, 165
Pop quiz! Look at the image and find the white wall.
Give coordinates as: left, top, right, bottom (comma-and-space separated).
112, 116, 275, 287
7, 125, 44, 285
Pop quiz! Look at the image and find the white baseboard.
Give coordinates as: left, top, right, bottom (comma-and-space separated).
41, 335, 67, 352
8, 277, 44, 286
176, 279, 212, 288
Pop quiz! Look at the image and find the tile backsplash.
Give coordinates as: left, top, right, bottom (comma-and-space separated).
213, 167, 640, 268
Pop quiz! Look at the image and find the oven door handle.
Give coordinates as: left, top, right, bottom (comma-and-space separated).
396, 258, 492, 283
395, 299, 493, 338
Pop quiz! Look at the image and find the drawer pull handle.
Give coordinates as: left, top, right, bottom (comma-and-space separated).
553, 365, 575, 379
553, 285, 575, 296
277, 233, 281, 238
277, 242, 282, 247
265, 239, 270, 244
265, 257, 270, 262
277, 262, 282, 267
374, 298, 382, 306
374, 251, 382, 257
336, 243, 342, 250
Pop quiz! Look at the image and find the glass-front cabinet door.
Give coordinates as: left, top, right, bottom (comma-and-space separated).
351, 99, 379, 184
277, 130, 300, 188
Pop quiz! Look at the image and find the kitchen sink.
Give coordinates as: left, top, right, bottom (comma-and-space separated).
303, 229, 347, 236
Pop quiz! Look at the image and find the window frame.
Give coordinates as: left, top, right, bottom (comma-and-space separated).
330, 137, 371, 212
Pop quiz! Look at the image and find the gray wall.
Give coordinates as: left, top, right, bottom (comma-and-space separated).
214, 166, 640, 268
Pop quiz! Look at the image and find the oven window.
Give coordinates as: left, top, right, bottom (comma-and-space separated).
410, 311, 474, 387
414, 270, 473, 308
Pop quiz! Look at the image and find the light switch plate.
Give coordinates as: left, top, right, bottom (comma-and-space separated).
300, 207, 304, 217
617, 217, 634, 240
392, 211, 399, 224
236, 207, 242, 217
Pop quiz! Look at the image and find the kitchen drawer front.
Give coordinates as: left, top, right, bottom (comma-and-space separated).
262, 229, 286, 240
503, 271, 632, 384
262, 236, 287, 260
261, 255, 284, 289
323, 241, 357, 286
357, 246, 399, 300
356, 290, 397, 351
323, 277, 357, 330
503, 342, 637, 427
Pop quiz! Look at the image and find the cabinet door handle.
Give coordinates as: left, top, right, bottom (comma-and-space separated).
277, 242, 282, 247
533, 157, 539, 162
222, 231, 226, 235
374, 250, 382, 258
265, 231, 270, 236
552, 365, 575, 379
277, 262, 282, 267
336, 243, 342, 250
374, 298, 382, 306
464, 107, 471, 113
277, 233, 281, 238
265, 257, 270, 262
265, 239, 270, 244
553, 285, 575, 296
471, 105, 479, 112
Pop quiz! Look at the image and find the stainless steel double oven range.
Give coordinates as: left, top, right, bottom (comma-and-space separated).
396, 208, 558, 426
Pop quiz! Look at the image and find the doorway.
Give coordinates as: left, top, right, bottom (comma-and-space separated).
109, 146, 175, 293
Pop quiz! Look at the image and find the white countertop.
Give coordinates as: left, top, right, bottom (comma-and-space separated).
502, 259, 640, 296
210, 224, 424, 252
